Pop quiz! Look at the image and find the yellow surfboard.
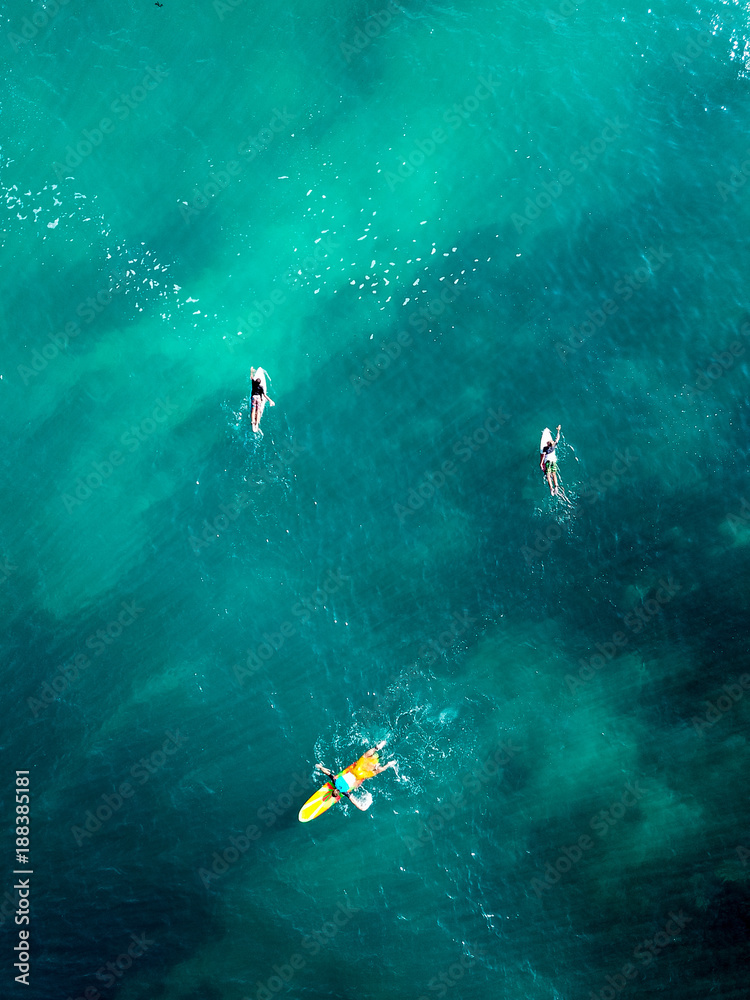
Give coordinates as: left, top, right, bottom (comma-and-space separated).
298, 781, 339, 823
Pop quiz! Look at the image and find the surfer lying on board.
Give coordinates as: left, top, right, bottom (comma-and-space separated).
249, 366, 275, 433
316, 741, 397, 810
540, 424, 562, 496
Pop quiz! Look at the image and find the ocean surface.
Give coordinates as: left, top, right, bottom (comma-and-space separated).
2, 0, 750, 998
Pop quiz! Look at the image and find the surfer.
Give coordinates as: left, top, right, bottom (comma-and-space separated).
315, 741, 397, 811
249, 366, 275, 433
540, 424, 562, 496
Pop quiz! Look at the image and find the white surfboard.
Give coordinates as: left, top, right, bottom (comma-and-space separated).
251, 368, 269, 432
540, 427, 554, 453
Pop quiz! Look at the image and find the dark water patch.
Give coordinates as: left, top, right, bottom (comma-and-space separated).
174, 984, 222, 1000
36, 858, 225, 1000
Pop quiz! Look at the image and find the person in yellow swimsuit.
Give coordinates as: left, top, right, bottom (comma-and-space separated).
315, 741, 397, 810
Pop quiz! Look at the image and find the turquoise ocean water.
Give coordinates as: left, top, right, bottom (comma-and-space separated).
2, 0, 750, 998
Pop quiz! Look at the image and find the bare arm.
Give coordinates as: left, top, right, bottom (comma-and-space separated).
347, 793, 369, 811
315, 763, 334, 778
553, 424, 562, 445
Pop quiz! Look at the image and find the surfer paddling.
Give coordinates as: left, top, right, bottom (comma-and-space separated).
315, 741, 397, 811
540, 424, 562, 496
249, 366, 275, 433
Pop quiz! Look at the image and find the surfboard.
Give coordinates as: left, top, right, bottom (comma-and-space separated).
251, 368, 268, 432
298, 781, 339, 823
298, 773, 373, 822
540, 427, 554, 453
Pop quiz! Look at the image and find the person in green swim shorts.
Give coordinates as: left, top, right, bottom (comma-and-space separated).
315, 740, 397, 810
540, 424, 562, 496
